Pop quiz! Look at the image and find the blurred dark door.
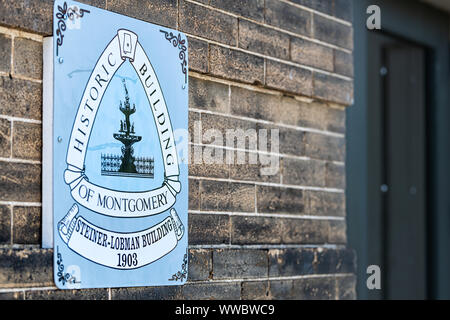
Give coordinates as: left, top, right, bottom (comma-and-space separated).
370, 32, 427, 299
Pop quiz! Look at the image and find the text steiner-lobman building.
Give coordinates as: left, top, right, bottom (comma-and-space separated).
0, 0, 355, 299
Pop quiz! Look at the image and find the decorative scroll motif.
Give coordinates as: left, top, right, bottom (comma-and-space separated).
168, 250, 188, 282
56, 246, 79, 285
55, 1, 90, 56
159, 30, 187, 83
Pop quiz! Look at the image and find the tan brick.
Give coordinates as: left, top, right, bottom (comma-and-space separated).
229, 150, 280, 183
265, 0, 311, 36
107, 0, 177, 29
313, 71, 353, 105
0, 34, 11, 73
241, 281, 270, 299
189, 77, 229, 113
282, 158, 326, 187
231, 216, 329, 244
306, 190, 345, 217
334, 49, 354, 77
200, 180, 255, 212
187, 37, 208, 73
266, 60, 312, 96
328, 220, 347, 244
325, 162, 345, 189
209, 45, 264, 84
12, 121, 41, 161
230, 86, 281, 121
0, 76, 42, 120
0, 118, 11, 158
189, 145, 230, 179
0, 205, 11, 244
229, 182, 255, 212
180, 0, 238, 46
238, 20, 289, 60
291, 37, 334, 71
13, 206, 41, 244
13, 38, 42, 80
303, 132, 345, 162
0, 161, 41, 202
256, 185, 305, 214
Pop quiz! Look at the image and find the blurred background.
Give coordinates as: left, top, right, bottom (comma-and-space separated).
347, 0, 450, 299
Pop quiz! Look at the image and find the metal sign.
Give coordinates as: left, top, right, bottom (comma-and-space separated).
51, 0, 188, 289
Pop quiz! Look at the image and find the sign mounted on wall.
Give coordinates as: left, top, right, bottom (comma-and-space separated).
49, 0, 188, 289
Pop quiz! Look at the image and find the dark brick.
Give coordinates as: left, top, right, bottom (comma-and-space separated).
189, 146, 230, 179
336, 275, 356, 300
229, 182, 255, 212
334, 0, 353, 22
231, 216, 329, 244
0, 205, 11, 244
313, 14, 353, 50
328, 220, 347, 244
0, 77, 42, 120
334, 49, 353, 77
295, 276, 336, 299
255, 122, 305, 157
325, 162, 345, 189
229, 151, 280, 183
25, 288, 108, 300
0, 291, 23, 299
188, 110, 199, 141
0, 118, 11, 158
265, 0, 311, 36
0, 248, 52, 287
179, 282, 241, 299
303, 132, 345, 162
0, 161, 41, 202
209, 45, 264, 84
189, 77, 229, 113
306, 190, 345, 217
188, 213, 230, 245
256, 185, 305, 214
315, 248, 356, 274
266, 60, 312, 96
210, 0, 265, 22
188, 249, 211, 281
188, 37, 208, 73
289, 0, 333, 15
291, 37, 333, 71
313, 71, 353, 105
282, 158, 326, 187
0, 0, 52, 35
189, 179, 200, 210
112, 285, 180, 300
241, 281, 270, 299
325, 105, 346, 134
12, 121, 42, 160
0, 34, 11, 73
213, 249, 267, 279
238, 20, 289, 60
180, 0, 238, 46
13, 206, 41, 244
13, 38, 42, 80
268, 248, 315, 277
107, 0, 177, 29
270, 276, 336, 299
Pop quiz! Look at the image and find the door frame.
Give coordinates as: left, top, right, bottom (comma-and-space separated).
347, 0, 450, 299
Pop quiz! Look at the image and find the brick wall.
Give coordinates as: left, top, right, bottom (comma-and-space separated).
0, 0, 355, 300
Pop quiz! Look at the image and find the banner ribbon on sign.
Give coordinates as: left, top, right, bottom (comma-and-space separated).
58, 204, 184, 269
63, 29, 181, 218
